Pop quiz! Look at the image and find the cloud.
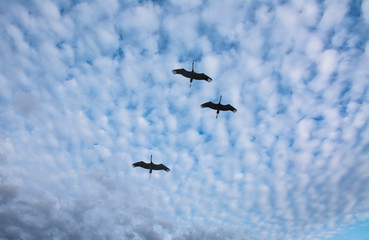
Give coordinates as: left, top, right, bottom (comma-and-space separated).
0, 0, 368, 240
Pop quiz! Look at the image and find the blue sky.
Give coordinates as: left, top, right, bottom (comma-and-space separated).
0, 0, 368, 239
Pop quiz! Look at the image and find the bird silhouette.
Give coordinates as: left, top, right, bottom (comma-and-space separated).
132, 155, 170, 178
201, 95, 237, 118
172, 62, 212, 87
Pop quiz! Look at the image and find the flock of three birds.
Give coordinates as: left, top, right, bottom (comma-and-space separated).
132, 62, 237, 177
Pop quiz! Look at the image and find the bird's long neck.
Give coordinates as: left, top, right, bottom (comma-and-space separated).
219, 95, 222, 104
192, 62, 194, 72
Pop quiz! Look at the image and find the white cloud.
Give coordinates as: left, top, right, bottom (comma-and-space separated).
319, 49, 339, 77
0, 0, 368, 240
300, 1, 321, 27
306, 35, 324, 60
310, 49, 339, 92
319, 0, 348, 32
38, 1, 60, 20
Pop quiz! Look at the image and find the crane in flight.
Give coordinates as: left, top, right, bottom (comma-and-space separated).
201, 95, 237, 118
172, 62, 212, 87
132, 155, 170, 178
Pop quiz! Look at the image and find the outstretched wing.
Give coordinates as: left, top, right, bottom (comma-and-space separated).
172, 68, 191, 78
192, 72, 212, 82
152, 163, 170, 172
132, 161, 150, 170
201, 101, 218, 110
219, 104, 237, 112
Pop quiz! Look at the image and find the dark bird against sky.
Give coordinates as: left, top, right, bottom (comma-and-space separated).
132, 155, 170, 177
172, 62, 212, 87
201, 95, 237, 118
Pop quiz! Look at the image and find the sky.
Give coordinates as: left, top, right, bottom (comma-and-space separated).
0, 0, 368, 239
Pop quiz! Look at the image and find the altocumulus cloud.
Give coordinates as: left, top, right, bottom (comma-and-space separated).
0, 0, 368, 239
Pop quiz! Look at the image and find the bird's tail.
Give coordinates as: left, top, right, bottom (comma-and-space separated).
172, 70, 177, 74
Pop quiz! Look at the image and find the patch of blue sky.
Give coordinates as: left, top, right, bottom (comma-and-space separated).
276, 81, 293, 99
58, 1, 77, 15
347, 0, 363, 17
177, 47, 203, 63
326, 220, 369, 240
323, 29, 341, 49
197, 22, 239, 53
112, 47, 125, 60
335, 18, 367, 52
338, 84, 353, 116
157, 39, 170, 55
304, 63, 319, 84
246, 1, 273, 25
198, 128, 212, 143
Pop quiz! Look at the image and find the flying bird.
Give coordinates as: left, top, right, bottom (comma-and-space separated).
172, 62, 212, 87
132, 155, 170, 178
201, 95, 237, 118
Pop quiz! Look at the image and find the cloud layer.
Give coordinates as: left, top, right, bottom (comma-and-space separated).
0, 0, 368, 239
